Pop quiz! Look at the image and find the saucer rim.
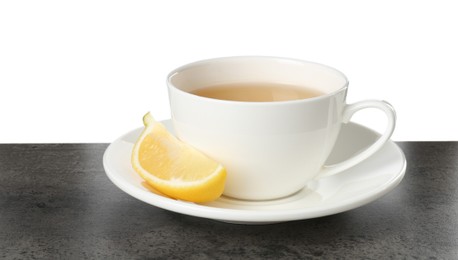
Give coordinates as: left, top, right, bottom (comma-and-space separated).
103, 121, 406, 224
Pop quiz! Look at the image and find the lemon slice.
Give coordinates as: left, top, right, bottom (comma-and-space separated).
131, 112, 226, 202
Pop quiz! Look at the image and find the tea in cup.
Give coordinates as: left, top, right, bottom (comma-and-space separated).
167, 56, 395, 201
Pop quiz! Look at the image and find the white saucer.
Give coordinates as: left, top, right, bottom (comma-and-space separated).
103, 120, 406, 224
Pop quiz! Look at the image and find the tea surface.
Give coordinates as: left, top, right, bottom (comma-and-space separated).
191, 83, 324, 102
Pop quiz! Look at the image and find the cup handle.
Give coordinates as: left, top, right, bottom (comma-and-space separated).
319, 100, 396, 178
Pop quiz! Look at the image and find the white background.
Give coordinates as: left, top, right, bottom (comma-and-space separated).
1, 0, 457, 143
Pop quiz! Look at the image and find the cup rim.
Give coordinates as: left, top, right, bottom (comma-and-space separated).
167, 56, 349, 105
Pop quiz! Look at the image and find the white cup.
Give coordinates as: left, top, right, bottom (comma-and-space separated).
167, 56, 396, 201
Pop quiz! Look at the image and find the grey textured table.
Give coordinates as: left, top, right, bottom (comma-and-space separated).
1, 142, 457, 259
